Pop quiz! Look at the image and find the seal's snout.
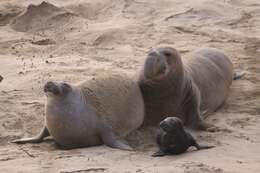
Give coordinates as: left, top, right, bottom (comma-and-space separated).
159, 120, 165, 128
44, 81, 55, 92
159, 120, 168, 130
156, 61, 166, 74
144, 52, 167, 79
44, 81, 60, 95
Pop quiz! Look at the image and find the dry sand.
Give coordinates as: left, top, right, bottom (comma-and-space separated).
0, 0, 260, 172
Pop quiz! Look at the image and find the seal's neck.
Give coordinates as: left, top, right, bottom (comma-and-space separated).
139, 63, 185, 100
45, 89, 85, 119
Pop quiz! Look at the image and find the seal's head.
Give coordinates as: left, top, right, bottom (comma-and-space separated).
44, 81, 72, 98
159, 117, 184, 133
143, 47, 182, 80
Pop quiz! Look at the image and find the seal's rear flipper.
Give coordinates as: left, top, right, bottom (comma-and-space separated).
191, 136, 215, 150
233, 71, 246, 80
152, 150, 166, 157
197, 145, 215, 150
191, 121, 220, 132
12, 126, 50, 144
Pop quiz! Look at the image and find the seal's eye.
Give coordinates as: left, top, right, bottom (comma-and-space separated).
62, 83, 70, 88
163, 51, 172, 57
61, 83, 72, 94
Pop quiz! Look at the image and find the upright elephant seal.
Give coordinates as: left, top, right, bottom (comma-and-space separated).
138, 47, 234, 131
152, 117, 215, 157
12, 74, 144, 150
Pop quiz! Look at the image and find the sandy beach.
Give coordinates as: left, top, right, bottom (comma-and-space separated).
0, 0, 260, 172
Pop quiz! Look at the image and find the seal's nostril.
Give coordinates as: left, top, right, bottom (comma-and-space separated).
158, 64, 166, 74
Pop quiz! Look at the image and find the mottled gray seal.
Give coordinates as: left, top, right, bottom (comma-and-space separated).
139, 47, 234, 131
152, 117, 215, 157
13, 74, 144, 150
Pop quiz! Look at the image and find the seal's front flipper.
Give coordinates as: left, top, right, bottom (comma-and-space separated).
101, 125, 133, 151
12, 126, 50, 144
152, 150, 166, 157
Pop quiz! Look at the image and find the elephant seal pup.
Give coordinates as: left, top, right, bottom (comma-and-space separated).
139, 47, 233, 131
152, 117, 215, 157
12, 74, 144, 150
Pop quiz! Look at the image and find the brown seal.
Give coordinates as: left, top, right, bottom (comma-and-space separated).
152, 117, 215, 157
138, 47, 233, 131
12, 73, 144, 150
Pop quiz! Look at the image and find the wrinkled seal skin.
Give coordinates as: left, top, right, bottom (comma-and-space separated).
138, 47, 233, 130
12, 74, 144, 150
152, 117, 215, 157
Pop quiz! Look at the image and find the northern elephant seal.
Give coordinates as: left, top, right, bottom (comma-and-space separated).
152, 117, 215, 157
139, 47, 233, 131
12, 74, 144, 150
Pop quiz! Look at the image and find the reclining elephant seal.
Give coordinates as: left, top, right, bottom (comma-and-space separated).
152, 117, 215, 157
12, 73, 144, 150
138, 47, 234, 131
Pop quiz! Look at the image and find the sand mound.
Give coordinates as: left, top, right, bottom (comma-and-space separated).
165, 2, 239, 27
11, 1, 87, 34
0, 3, 22, 26
67, 0, 122, 21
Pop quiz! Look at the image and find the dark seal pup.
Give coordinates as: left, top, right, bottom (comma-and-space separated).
12, 73, 144, 150
152, 117, 215, 157
139, 47, 234, 131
